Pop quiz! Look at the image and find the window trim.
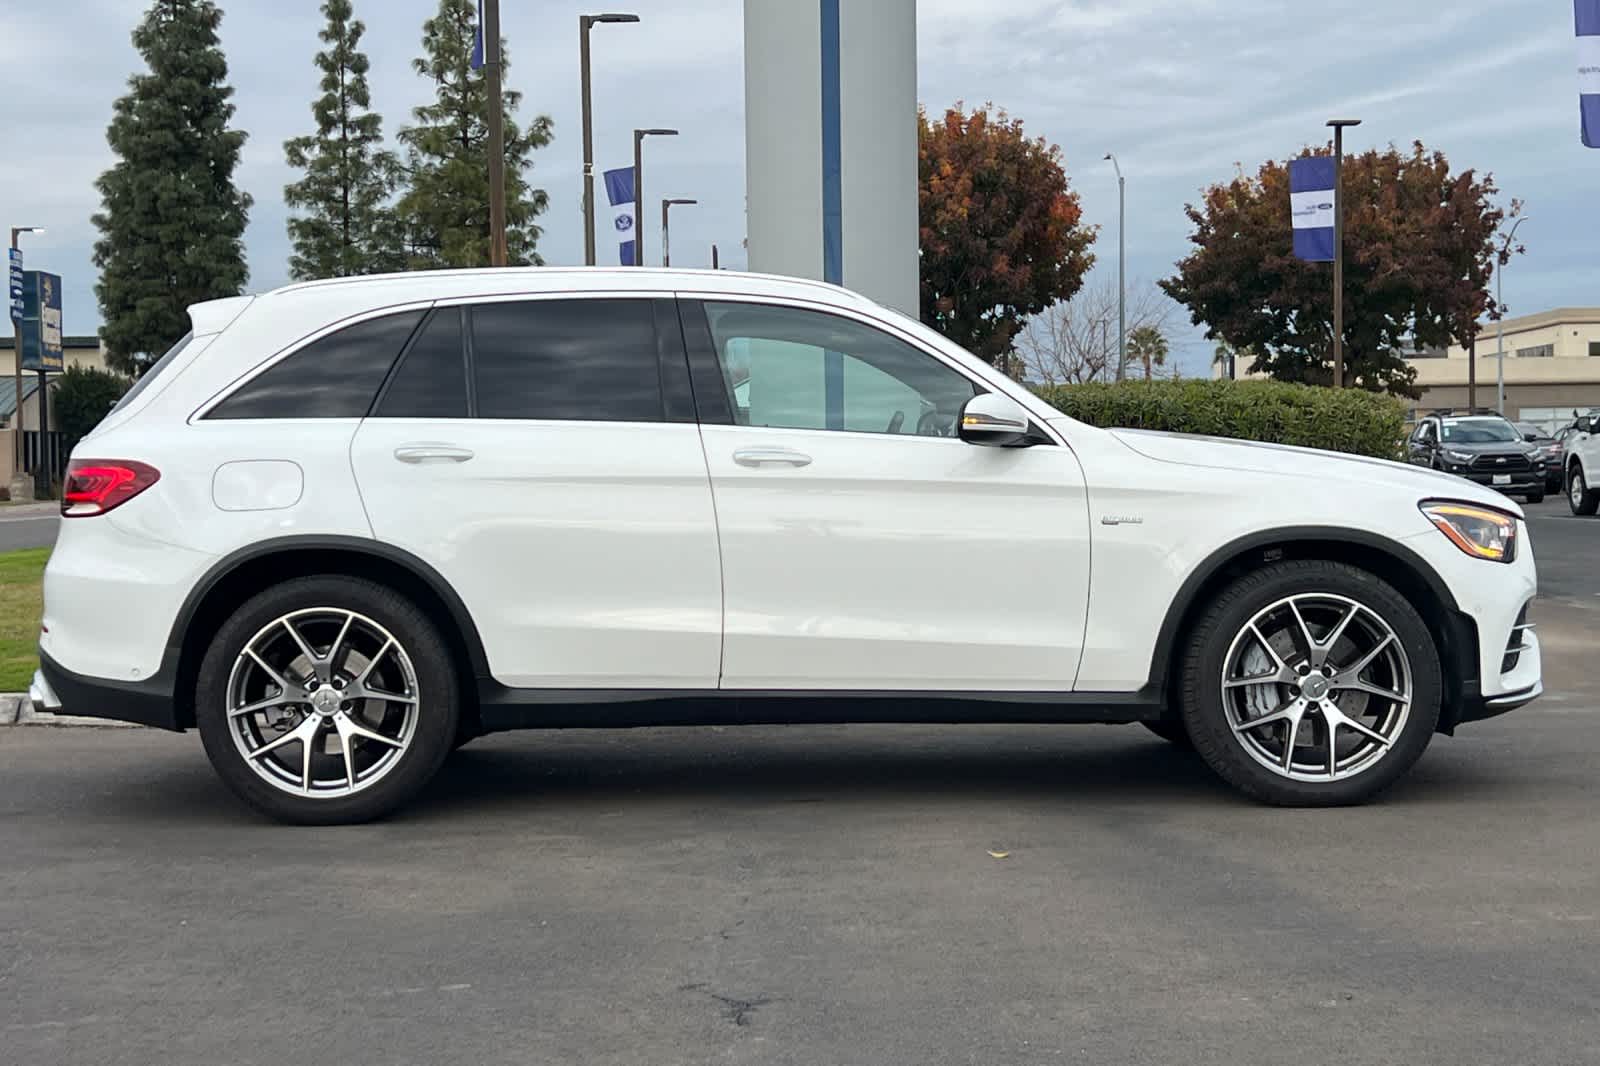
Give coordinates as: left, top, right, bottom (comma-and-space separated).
676, 292, 1055, 446
191, 300, 436, 423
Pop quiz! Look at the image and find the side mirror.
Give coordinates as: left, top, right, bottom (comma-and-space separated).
958, 393, 1034, 447
1579, 416, 1595, 435
1524, 432, 1539, 442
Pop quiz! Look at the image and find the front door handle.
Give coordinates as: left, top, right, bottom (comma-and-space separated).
394, 444, 475, 464
733, 447, 813, 468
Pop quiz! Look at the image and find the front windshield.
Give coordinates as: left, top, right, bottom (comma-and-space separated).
1441, 419, 1520, 444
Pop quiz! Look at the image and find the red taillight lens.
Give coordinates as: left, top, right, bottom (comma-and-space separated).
61, 459, 161, 517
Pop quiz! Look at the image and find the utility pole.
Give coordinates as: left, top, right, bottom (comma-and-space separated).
483, 0, 508, 266
1494, 215, 1530, 415
1326, 118, 1361, 387
1468, 330, 1478, 413
711, 244, 720, 270
632, 128, 678, 265
661, 198, 697, 267
579, 13, 640, 266
1104, 154, 1126, 380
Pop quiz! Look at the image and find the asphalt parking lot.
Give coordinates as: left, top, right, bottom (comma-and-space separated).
2, 499, 1596, 1065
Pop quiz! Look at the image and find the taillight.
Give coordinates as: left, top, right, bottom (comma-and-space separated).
61, 459, 161, 517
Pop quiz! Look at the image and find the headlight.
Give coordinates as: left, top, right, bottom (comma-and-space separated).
1443, 450, 1474, 463
1421, 502, 1517, 563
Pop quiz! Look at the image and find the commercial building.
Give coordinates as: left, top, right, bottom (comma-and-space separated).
1216, 308, 1600, 433
1, 335, 107, 488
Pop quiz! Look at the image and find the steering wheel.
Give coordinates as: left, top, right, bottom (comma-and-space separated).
885, 411, 905, 434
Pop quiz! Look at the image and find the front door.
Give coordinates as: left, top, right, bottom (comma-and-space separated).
350, 296, 723, 689
682, 298, 1092, 692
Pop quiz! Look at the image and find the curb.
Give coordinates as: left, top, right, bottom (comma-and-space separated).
0, 694, 141, 728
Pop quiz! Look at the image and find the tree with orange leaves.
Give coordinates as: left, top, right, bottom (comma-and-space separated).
918, 103, 1097, 368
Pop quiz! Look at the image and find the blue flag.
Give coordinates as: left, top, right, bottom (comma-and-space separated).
1580, 0, 1600, 147
1289, 156, 1337, 263
470, 0, 485, 69
603, 167, 637, 266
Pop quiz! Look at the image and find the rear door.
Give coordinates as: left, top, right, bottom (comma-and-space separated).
349, 295, 723, 689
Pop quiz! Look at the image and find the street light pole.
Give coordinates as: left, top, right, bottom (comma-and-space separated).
632, 128, 678, 266
661, 198, 697, 268
579, 13, 640, 267
1104, 153, 1126, 381
9, 226, 43, 489
1495, 215, 1530, 416
483, 0, 507, 266
1326, 118, 1361, 388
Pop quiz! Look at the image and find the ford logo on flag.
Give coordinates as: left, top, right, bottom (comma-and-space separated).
1317, 202, 1333, 210
615, 215, 634, 233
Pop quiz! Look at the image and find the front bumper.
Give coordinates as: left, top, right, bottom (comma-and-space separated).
31, 650, 182, 730
1445, 469, 1545, 494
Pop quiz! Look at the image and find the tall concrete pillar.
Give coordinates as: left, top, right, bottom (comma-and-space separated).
743, 0, 919, 316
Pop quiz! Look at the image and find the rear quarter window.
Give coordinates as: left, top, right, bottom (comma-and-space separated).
205, 310, 425, 420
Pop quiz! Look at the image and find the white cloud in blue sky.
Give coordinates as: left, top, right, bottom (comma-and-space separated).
1, 0, 1593, 375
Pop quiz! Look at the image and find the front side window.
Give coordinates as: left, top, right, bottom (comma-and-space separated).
701, 302, 976, 438
207, 311, 425, 420
470, 299, 663, 422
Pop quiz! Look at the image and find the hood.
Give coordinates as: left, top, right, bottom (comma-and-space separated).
1093, 426, 1523, 516
1436, 439, 1537, 457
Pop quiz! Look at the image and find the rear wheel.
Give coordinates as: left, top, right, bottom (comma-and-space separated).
1570, 465, 1600, 516
195, 576, 459, 824
1178, 560, 1441, 807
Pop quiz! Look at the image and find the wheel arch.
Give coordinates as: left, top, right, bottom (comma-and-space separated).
1146, 527, 1477, 733
166, 537, 488, 730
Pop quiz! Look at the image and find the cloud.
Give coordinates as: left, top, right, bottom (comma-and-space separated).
2, 0, 1591, 380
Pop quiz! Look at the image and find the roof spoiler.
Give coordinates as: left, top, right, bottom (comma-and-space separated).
186, 294, 255, 337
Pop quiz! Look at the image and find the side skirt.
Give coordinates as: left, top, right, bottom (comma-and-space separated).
476, 683, 1163, 732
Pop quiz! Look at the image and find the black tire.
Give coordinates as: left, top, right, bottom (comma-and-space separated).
1178, 560, 1441, 807
1525, 490, 1544, 505
195, 576, 460, 824
1569, 465, 1600, 516
1141, 718, 1194, 750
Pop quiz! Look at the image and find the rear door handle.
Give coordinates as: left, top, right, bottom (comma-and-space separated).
733, 447, 813, 468
394, 444, 475, 464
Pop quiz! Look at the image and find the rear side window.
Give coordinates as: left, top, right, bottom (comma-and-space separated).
112, 332, 193, 415
470, 299, 663, 422
374, 308, 468, 418
207, 310, 425, 420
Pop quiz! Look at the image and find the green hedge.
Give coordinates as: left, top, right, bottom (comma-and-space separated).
1034, 379, 1407, 461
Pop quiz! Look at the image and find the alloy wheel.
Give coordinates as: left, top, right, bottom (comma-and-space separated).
225, 608, 420, 799
1573, 471, 1587, 510
1220, 593, 1412, 782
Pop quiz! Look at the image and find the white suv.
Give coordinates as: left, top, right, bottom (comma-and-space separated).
29, 269, 1541, 823
1565, 411, 1600, 515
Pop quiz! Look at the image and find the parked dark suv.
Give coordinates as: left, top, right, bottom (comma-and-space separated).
1407, 414, 1547, 503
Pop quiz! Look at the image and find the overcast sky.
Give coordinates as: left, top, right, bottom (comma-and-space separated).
2, 0, 1593, 374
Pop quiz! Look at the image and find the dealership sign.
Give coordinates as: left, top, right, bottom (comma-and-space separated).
19, 270, 64, 371
7, 248, 21, 323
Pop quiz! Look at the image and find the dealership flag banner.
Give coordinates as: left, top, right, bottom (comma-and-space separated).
1580, 0, 1600, 147
470, 0, 485, 69
603, 166, 637, 266
1289, 156, 1337, 262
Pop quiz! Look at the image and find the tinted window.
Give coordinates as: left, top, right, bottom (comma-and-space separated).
208, 311, 424, 419
702, 302, 975, 437
471, 299, 662, 422
375, 309, 468, 418
112, 332, 193, 415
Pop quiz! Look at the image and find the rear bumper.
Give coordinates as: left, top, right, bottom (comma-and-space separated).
32, 650, 182, 731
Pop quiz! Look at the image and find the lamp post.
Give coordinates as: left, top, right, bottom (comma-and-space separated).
632, 128, 678, 266
1103, 154, 1126, 380
579, 13, 640, 266
1494, 215, 1530, 416
1326, 118, 1362, 388
661, 198, 697, 268
9, 226, 43, 490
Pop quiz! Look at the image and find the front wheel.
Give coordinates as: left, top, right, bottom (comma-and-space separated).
195, 576, 460, 824
1178, 560, 1441, 807
1570, 466, 1600, 516
1525, 490, 1545, 505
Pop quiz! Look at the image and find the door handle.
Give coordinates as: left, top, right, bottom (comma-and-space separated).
733, 447, 812, 468
394, 444, 475, 464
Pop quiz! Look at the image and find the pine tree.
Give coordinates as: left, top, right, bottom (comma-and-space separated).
92, 0, 252, 375
396, 0, 553, 267
283, 0, 404, 280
